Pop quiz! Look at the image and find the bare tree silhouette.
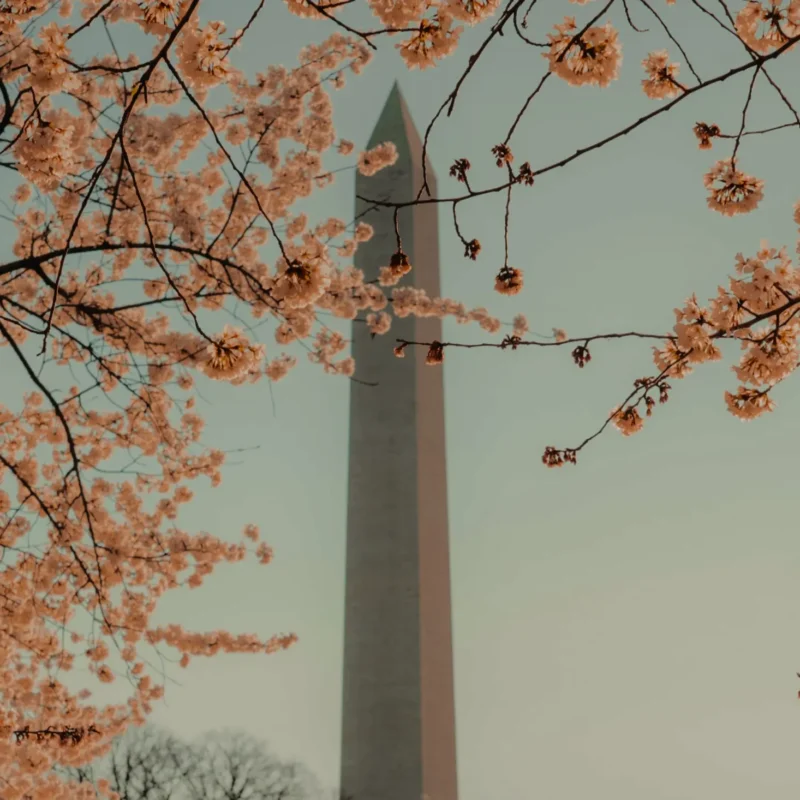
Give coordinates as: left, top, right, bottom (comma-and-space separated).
55, 726, 197, 800
54, 726, 326, 800
185, 730, 319, 800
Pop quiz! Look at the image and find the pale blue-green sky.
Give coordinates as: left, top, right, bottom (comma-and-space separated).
3, 1, 800, 798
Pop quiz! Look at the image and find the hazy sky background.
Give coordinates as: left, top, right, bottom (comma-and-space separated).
3, 1, 800, 798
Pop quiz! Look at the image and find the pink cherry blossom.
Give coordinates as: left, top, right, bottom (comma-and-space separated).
734, 0, 800, 53
641, 51, 683, 99
703, 159, 765, 216
545, 17, 622, 88
357, 141, 399, 176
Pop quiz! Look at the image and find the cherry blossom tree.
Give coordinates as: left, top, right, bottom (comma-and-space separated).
0, 3, 400, 797
376, 0, 800, 466
0, 0, 799, 797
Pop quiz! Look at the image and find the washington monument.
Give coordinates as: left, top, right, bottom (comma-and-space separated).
340, 83, 459, 800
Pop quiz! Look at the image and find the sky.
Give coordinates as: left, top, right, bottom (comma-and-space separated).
2, 1, 800, 798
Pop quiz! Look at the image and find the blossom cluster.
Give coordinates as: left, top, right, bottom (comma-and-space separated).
0, 2, 475, 795
1, 2, 542, 791
608, 239, 800, 443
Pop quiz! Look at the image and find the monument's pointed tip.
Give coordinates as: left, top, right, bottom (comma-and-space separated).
367, 80, 410, 148
392, 80, 411, 109
381, 80, 404, 112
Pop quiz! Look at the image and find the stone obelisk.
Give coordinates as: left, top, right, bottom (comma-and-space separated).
340, 83, 458, 800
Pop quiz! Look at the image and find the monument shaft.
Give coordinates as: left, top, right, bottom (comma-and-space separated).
340, 84, 458, 800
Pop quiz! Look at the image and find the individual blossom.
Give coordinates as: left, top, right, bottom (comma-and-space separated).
464, 239, 481, 260
389, 249, 412, 277
491, 143, 513, 167
641, 50, 683, 99
495, 266, 524, 295
450, 157, 471, 182
553, 328, 568, 342
148, 362, 174, 385
224, 122, 248, 148
86, 642, 110, 662
426, 341, 445, 365
572, 344, 592, 367
545, 17, 622, 88
265, 354, 297, 382
274, 254, 331, 309
612, 405, 645, 435
379, 268, 401, 287
512, 313, 529, 338
316, 217, 346, 238
357, 141, 399, 176
734, 0, 800, 54
143, 278, 169, 299
397, 12, 463, 69
542, 446, 578, 467
334, 357, 356, 376
11, 184, 31, 204
200, 326, 265, 382
354, 222, 374, 242
725, 386, 776, 420
286, 213, 309, 238
366, 311, 392, 335
338, 240, 357, 258
693, 122, 721, 150
338, 139, 355, 155
703, 158, 764, 216
274, 314, 313, 345
255, 542, 274, 564
379, 250, 412, 286
96, 666, 115, 684
517, 162, 535, 186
